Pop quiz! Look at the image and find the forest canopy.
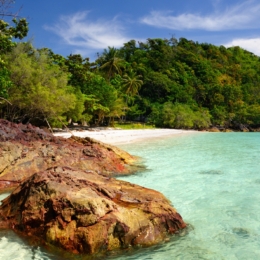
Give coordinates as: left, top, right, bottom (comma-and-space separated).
1, 10, 260, 129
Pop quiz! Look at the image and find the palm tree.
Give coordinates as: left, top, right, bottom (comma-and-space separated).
98, 47, 125, 80
121, 69, 143, 122
122, 69, 143, 100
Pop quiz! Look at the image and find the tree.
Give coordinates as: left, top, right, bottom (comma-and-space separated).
106, 92, 125, 126
122, 69, 143, 100
79, 72, 124, 125
0, 0, 28, 104
97, 47, 125, 80
120, 40, 137, 62
0, 56, 12, 100
64, 87, 89, 125
2, 43, 77, 125
141, 71, 172, 103
65, 54, 91, 88
0, 18, 28, 53
166, 103, 211, 129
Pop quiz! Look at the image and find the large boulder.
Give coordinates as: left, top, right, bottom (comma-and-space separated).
0, 120, 139, 190
0, 166, 186, 254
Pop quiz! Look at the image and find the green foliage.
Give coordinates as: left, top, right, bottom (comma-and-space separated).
65, 87, 89, 123
0, 56, 12, 99
0, 18, 28, 53
122, 69, 143, 97
147, 102, 163, 126
114, 37, 260, 128
115, 122, 155, 129
246, 105, 260, 125
0, 5, 28, 101
97, 47, 125, 80
65, 54, 91, 88
2, 43, 77, 123
79, 73, 124, 124
148, 102, 211, 129
1, 26, 260, 129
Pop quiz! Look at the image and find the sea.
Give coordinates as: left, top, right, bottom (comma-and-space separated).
0, 132, 260, 260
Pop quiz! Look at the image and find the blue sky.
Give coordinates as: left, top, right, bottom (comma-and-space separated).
12, 0, 260, 61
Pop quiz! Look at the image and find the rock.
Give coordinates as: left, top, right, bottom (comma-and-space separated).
0, 166, 186, 255
208, 127, 220, 132
240, 125, 249, 132
224, 129, 233, 132
230, 122, 250, 132
0, 120, 140, 190
0, 120, 187, 255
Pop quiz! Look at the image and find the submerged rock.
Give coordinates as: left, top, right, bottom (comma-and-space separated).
0, 120, 139, 190
0, 166, 186, 254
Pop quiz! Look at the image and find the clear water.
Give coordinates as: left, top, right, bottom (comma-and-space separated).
0, 132, 260, 260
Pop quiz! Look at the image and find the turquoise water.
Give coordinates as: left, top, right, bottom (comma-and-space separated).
1, 132, 260, 259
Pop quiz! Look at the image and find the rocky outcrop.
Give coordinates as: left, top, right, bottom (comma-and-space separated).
0, 120, 187, 255
0, 120, 139, 190
0, 167, 186, 254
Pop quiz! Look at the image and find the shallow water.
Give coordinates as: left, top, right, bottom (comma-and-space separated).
1, 132, 260, 259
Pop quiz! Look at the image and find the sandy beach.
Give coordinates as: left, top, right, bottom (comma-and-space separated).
53, 128, 198, 145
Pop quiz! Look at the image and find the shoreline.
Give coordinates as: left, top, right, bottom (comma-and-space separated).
53, 128, 198, 145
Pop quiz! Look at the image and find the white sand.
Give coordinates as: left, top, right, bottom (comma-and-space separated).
53, 128, 198, 145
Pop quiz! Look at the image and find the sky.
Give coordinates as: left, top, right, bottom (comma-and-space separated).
9, 0, 260, 61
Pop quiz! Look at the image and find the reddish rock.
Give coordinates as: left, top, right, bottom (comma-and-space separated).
0, 120, 139, 190
0, 120, 187, 255
0, 167, 186, 254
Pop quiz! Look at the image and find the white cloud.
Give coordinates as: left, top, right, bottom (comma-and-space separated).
224, 38, 260, 56
44, 11, 131, 52
141, 0, 260, 31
